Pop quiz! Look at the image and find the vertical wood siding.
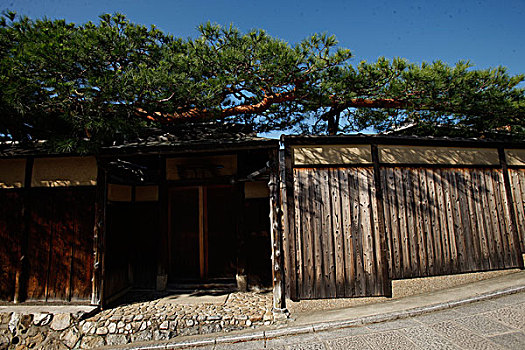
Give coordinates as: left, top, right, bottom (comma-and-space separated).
291, 167, 389, 299
382, 168, 522, 280
0, 191, 23, 301
284, 153, 524, 301
509, 169, 525, 253
24, 188, 95, 302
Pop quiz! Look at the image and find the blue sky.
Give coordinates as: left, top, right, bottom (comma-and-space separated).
1, 1, 523, 137
2, 0, 523, 75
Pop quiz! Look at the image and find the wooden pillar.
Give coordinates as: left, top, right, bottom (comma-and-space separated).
281, 140, 297, 300
235, 181, 247, 291
269, 148, 287, 313
14, 157, 33, 303
157, 155, 169, 290
91, 161, 107, 306
498, 148, 525, 269
371, 145, 393, 297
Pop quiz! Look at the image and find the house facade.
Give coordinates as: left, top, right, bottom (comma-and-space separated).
1, 132, 524, 311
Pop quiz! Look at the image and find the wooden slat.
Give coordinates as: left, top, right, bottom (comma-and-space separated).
292, 169, 303, 299
340, 169, 355, 296
478, 170, 497, 269
427, 169, 442, 276
359, 168, 374, 295
510, 170, 525, 253
312, 169, 324, 298
434, 169, 451, 274
369, 168, 385, 295
486, 170, 506, 269
330, 169, 345, 296
304, 169, 315, 299
499, 168, 520, 267
394, 168, 411, 278
472, 171, 490, 270
415, 169, 429, 276
404, 169, 419, 277
381, 168, 395, 279
350, 168, 365, 295
493, 170, 513, 267
320, 169, 336, 297
456, 170, 475, 271
464, 170, 482, 271
484, 170, 504, 268
443, 170, 460, 273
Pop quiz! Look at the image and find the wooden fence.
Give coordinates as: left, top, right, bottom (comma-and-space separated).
281, 137, 525, 301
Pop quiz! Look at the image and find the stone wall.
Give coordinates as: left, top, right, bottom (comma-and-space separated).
0, 292, 275, 349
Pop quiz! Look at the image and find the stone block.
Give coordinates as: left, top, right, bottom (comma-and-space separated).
50, 314, 71, 331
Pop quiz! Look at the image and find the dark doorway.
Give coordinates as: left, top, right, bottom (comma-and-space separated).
168, 185, 237, 283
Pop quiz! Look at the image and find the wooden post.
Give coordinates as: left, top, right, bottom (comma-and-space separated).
235, 181, 247, 291
157, 155, 169, 290
91, 161, 107, 306
281, 142, 298, 301
371, 145, 393, 297
498, 148, 525, 269
198, 186, 206, 280
14, 157, 33, 303
269, 148, 287, 314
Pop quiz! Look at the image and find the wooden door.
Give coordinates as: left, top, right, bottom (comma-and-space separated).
169, 185, 237, 282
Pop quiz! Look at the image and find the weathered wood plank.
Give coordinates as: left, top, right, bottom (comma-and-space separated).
486, 169, 506, 269
441, 169, 460, 274
510, 170, 525, 253
464, 170, 482, 271
292, 169, 303, 299
434, 169, 451, 274
359, 168, 374, 295
381, 168, 395, 279
311, 169, 325, 298
470, 171, 489, 270
305, 169, 316, 299
499, 168, 521, 267
478, 170, 496, 270
330, 169, 345, 296
394, 168, 411, 278
484, 170, 504, 269
339, 169, 355, 297
493, 170, 513, 267
351, 168, 366, 295
416, 169, 430, 276
320, 169, 336, 297
456, 170, 475, 271
426, 169, 440, 276
404, 169, 419, 277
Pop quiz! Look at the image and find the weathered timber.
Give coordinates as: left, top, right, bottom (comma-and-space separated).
92, 163, 107, 306
498, 148, 524, 268
14, 157, 33, 303
371, 145, 391, 296
269, 149, 286, 311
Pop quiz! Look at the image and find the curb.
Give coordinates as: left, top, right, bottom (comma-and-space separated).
115, 284, 525, 349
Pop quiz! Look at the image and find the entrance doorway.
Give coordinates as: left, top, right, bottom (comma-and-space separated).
168, 185, 237, 283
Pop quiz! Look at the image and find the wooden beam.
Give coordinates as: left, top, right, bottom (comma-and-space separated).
91, 161, 107, 306
498, 148, 525, 269
14, 157, 33, 303
371, 145, 393, 297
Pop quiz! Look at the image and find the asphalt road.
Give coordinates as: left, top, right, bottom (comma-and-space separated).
193, 291, 525, 349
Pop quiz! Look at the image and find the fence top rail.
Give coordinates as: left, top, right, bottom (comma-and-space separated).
281, 134, 525, 149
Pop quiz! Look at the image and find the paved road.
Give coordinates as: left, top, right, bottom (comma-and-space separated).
194, 291, 525, 349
